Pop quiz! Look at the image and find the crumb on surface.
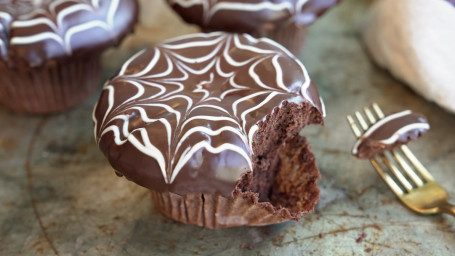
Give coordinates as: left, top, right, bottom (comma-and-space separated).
356, 232, 367, 243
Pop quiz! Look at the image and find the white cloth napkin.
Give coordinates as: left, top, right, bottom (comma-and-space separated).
362, 0, 455, 113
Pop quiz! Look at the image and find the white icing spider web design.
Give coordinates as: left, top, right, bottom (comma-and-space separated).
95, 32, 312, 185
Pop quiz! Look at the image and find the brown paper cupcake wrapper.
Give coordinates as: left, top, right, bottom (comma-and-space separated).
252, 24, 308, 56
201, 25, 307, 56
0, 55, 101, 114
151, 190, 304, 229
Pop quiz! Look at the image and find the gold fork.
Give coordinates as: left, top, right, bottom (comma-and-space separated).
347, 103, 455, 217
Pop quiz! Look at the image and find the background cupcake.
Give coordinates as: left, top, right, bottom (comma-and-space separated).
0, 0, 138, 114
166, 0, 340, 55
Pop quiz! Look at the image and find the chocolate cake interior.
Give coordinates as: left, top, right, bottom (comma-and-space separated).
237, 101, 323, 215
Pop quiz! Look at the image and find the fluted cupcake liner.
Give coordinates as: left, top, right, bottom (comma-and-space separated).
253, 23, 308, 56
151, 190, 299, 229
201, 24, 307, 56
0, 55, 101, 114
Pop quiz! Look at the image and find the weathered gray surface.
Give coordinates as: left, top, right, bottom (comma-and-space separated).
1, 0, 454, 255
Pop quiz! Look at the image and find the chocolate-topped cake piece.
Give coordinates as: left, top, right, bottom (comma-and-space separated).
166, 0, 340, 55
0, 0, 138, 114
353, 110, 429, 159
94, 32, 325, 228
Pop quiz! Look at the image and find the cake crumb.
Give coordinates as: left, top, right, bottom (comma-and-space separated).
356, 232, 367, 243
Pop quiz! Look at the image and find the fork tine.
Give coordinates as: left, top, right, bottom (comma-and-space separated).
372, 103, 385, 118
400, 145, 434, 182
364, 106, 377, 124
370, 157, 404, 195
381, 152, 414, 192
355, 111, 369, 130
347, 115, 363, 138
392, 149, 424, 186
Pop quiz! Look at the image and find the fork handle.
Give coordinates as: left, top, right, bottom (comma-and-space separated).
440, 202, 455, 217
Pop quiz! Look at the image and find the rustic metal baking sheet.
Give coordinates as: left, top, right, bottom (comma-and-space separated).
1, 0, 454, 255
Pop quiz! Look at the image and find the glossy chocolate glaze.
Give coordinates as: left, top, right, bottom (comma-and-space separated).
353, 110, 429, 159
93, 32, 324, 196
0, 0, 138, 68
167, 0, 340, 33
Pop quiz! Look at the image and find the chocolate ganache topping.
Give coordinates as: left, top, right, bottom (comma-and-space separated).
167, 0, 340, 33
0, 0, 138, 67
94, 32, 324, 196
353, 110, 429, 159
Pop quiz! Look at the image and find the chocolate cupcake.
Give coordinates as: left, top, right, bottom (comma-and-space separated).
166, 0, 340, 55
0, 0, 138, 114
93, 32, 325, 228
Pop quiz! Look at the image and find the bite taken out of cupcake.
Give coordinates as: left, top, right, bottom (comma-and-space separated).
166, 0, 340, 55
93, 32, 326, 228
0, 0, 138, 114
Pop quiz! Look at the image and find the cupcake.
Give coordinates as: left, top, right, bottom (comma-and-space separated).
93, 32, 325, 228
0, 0, 138, 114
166, 0, 340, 55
